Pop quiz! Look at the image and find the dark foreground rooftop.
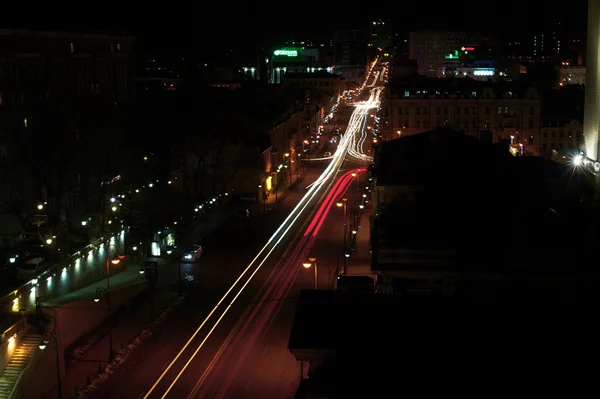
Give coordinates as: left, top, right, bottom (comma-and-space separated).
289, 289, 600, 396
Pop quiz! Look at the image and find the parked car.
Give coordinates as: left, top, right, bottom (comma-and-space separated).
17, 257, 48, 280
180, 244, 202, 262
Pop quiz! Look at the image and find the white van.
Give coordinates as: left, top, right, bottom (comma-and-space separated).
17, 258, 48, 280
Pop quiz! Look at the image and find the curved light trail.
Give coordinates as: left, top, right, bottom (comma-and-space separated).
143, 57, 383, 399
190, 168, 365, 399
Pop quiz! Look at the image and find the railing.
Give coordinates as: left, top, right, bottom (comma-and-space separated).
8, 320, 45, 399
1, 317, 27, 377
0, 232, 127, 318
1, 317, 26, 343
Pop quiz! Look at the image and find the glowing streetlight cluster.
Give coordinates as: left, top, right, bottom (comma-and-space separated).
4, 232, 126, 315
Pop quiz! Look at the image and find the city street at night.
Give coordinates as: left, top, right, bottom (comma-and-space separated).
86, 80, 382, 398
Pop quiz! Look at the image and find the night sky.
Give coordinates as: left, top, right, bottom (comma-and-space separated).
0, 0, 588, 54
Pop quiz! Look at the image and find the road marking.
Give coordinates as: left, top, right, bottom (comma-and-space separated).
263, 347, 269, 356
245, 379, 253, 391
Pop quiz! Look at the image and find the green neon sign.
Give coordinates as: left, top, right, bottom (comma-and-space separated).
444, 49, 460, 59
274, 49, 299, 57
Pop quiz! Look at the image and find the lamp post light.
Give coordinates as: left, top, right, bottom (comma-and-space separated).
335, 198, 348, 276
302, 257, 318, 289
351, 172, 359, 193
39, 326, 62, 399
96, 245, 121, 362
258, 185, 266, 215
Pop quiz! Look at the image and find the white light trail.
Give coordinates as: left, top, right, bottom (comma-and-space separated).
143, 57, 384, 399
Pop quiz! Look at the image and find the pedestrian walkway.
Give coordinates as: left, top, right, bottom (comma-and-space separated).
345, 204, 375, 278
39, 205, 239, 399
0, 332, 42, 399
0, 203, 240, 399
42, 281, 177, 399
49, 171, 319, 398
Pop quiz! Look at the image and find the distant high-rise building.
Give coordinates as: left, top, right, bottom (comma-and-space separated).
368, 19, 393, 49
408, 31, 470, 77
334, 30, 367, 82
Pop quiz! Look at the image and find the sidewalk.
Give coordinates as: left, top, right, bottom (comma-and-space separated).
38, 168, 321, 399
345, 202, 375, 278
38, 206, 238, 399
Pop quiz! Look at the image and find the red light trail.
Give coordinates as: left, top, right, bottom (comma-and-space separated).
191, 168, 366, 398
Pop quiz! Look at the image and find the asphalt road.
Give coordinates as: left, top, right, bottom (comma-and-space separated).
170, 163, 368, 399
83, 68, 382, 399
86, 165, 328, 399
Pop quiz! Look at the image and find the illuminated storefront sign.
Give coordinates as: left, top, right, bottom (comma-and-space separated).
445, 50, 460, 59
445, 47, 476, 59
273, 48, 300, 57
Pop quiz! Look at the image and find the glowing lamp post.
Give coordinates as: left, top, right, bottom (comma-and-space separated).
302, 257, 318, 290
95, 246, 121, 362
335, 198, 348, 275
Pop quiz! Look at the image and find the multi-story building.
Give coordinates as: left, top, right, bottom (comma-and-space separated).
540, 85, 585, 157
540, 119, 584, 157
268, 45, 334, 84
368, 19, 393, 49
503, 23, 583, 66
0, 29, 134, 104
0, 28, 134, 229
384, 78, 542, 155
334, 30, 367, 82
408, 31, 470, 77
559, 65, 586, 86
283, 71, 344, 106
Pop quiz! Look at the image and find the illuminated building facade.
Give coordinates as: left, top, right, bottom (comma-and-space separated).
387, 79, 541, 155
268, 46, 334, 84
584, 0, 600, 161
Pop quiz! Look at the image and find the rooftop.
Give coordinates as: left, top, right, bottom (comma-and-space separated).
371, 128, 594, 268
289, 288, 593, 349
373, 128, 510, 186
289, 290, 597, 396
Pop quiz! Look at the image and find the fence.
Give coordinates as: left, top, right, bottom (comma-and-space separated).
0, 232, 128, 326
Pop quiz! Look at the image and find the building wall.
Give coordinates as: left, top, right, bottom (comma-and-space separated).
334, 30, 367, 68
584, 0, 600, 160
285, 76, 344, 99
540, 119, 584, 157
559, 66, 586, 86
0, 29, 134, 104
408, 31, 469, 77
389, 91, 541, 155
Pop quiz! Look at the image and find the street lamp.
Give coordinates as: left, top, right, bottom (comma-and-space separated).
335, 198, 348, 276
351, 172, 359, 193
39, 325, 62, 399
258, 184, 266, 215
97, 244, 121, 362
302, 257, 318, 289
